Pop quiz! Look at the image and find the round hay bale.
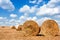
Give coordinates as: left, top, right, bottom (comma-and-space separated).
2, 26, 5, 28
38, 26, 41, 34
22, 20, 39, 36
41, 20, 59, 36
39, 27, 41, 33
16, 25, 23, 31
11, 26, 16, 29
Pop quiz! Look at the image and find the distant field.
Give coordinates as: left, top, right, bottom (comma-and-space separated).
0, 26, 60, 40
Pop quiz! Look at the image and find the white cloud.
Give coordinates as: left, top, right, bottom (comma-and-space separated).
0, 16, 36, 26
32, 16, 37, 20
0, 0, 15, 11
29, 6, 37, 13
19, 5, 30, 13
19, 16, 26, 20
0, 17, 9, 26
0, 16, 37, 26
19, 0, 60, 16
36, 5, 60, 15
27, 16, 37, 20
47, 0, 60, 7
36, 0, 60, 16
19, 16, 27, 24
5, 19, 21, 26
0, 17, 5, 20
0, 17, 8, 21
10, 14, 17, 18
0, 16, 60, 27
19, 5, 37, 14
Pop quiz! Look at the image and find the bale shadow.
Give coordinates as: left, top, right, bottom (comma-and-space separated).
37, 34, 45, 36
55, 35, 60, 36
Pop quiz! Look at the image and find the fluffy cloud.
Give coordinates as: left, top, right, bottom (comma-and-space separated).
19, 5, 30, 13
10, 14, 17, 18
0, 17, 6, 20
0, 17, 8, 21
19, 5, 37, 14
0, 18, 20, 26
0, 0, 15, 11
9, 19, 20, 26
36, 0, 60, 16
0, 17, 8, 26
27, 16, 37, 20
0, 16, 60, 27
19, 15, 37, 21
19, 16, 27, 25
47, 0, 60, 8
0, 16, 36, 26
36, 5, 60, 15
19, 0, 60, 16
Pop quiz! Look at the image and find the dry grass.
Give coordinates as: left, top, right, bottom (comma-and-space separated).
41, 20, 59, 36
0, 26, 60, 40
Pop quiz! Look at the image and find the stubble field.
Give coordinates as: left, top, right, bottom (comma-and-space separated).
0, 26, 60, 40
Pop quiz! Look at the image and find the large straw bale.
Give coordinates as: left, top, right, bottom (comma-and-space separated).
22, 20, 39, 36
11, 26, 16, 29
2, 26, 5, 28
41, 20, 59, 36
39, 27, 41, 33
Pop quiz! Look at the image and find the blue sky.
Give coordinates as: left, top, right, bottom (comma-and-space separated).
0, 0, 60, 26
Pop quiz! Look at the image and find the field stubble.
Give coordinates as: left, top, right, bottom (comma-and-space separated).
0, 26, 60, 40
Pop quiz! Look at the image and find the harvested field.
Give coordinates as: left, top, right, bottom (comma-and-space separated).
0, 26, 60, 40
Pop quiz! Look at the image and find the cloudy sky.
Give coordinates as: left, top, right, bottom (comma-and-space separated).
0, 0, 60, 26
